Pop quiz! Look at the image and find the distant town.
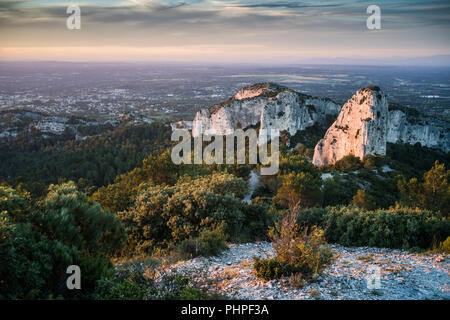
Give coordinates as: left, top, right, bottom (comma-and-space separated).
0, 62, 449, 142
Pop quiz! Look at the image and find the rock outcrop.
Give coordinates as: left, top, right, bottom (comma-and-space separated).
192, 83, 340, 137
260, 91, 340, 136
387, 107, 450, 152
313, 86, 389, 166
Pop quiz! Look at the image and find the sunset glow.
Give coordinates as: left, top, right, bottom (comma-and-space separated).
1, 0, 449, 63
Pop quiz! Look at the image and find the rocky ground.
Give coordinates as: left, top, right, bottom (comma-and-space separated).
168, 242, 449, 300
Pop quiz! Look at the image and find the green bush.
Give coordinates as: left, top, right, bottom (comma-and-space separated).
94, 261, 213, 300
352, 189, 377, 210
253, 227, 333, 281
0, 219, 78, 299
297, 206, 449, 250
398, 161, 449, 216
331, 154, 362, 171
156, 274, 208, 300
436, 236, 450, 254
0, 182, 125, 299
239, 202, 275, 242
176, 225, 228, 259
73, 254, 113, 299
94, 268, 153, 300
177, 286, 208, 300
363, 155, 386, 169
118, 172, 271, 255
253, 207, 333, 281
355, 169, 398, 208
386, 142, 449, 177
274, 171, 322, 209
42, 182, 126, 255
321, 176, 359, 207
253, 257, 293, 280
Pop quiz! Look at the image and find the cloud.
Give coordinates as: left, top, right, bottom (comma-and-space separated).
0, 0, 449, 61
231, 1, 343, 9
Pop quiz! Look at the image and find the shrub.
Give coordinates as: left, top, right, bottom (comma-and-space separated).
0, 186, 31, 223
177, 286, 208, 300
297, 206, 449, 250
0, 182, 125, 299
253, 207, 333, 281
253, 257, 292, 280
94, 262, 210, 300
435, 236, 450, 254
95, 260, 218, 300
42, 182, 126, 255
91, 150, 179, 213
176, 225, 228, 259
0, 220, 77, 299
73, 254, 113, 299
386, 142, 449, 177
398, 161, 449, 216
253, 228, 332, 281
156, 274, 208, 300
352, 189, 377, 210
355, 169, 398, 208
322, 176, 359, 207
239, 202, 275, 242
289, 272, 306, 288
332, 154, 362, 171
94, 267, 153, 300
274, 171, 322, 209
362, 155, 385, 169
118, 173, 270, 255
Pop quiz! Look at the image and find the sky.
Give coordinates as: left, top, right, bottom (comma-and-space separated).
0, 0, 449, 64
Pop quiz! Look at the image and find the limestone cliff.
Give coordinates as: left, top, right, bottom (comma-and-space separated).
387, 106, 449, 152
192, 83, 340, 137
189, 83, 449, 159
313, 86, 389, 166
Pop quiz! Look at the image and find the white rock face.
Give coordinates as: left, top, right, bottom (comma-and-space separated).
190, 82, 449, 157
192, 96, 268, 136
313, 87, 389, 167
260, 91, 316, 135
260, 94, 341, 135
387, 109, 449, 152
192, 83, 340, 137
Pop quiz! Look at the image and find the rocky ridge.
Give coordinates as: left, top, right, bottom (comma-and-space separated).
188, 83, 449, 160
313, 86, 450, 166
192, 83, 340, 137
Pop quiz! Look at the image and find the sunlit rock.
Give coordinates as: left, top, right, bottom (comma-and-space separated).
313, 86, 388, 166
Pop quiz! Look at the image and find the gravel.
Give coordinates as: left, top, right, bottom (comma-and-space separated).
168, 242, 450, 300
